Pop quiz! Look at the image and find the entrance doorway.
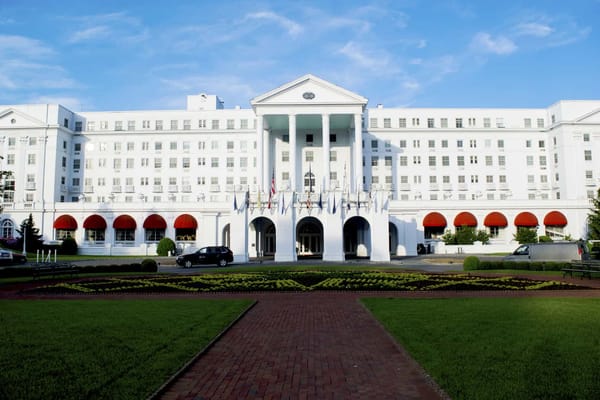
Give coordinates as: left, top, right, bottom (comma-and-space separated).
296, 217, 323, 259
249, 217, 276, 258
343, 216, 371, 259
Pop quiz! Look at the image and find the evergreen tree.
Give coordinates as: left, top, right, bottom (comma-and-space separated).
513, 227, 538, 244
15, 214, 44, 253
587, 188, 600, 240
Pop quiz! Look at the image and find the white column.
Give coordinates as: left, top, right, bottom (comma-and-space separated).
289, 114, 297, 192
353, 113, 363, 192
256, 116, 264, 191
322, 114, 330, 191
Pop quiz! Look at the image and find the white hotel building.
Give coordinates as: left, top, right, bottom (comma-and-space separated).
0, 74, 599, 262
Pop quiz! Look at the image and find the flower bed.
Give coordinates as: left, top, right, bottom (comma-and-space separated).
23, 271, 589, 294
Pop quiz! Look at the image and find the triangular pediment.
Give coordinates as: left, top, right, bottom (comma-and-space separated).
575, 108, 600, 123
251, 74, 368, 108
0, 108, 47, 129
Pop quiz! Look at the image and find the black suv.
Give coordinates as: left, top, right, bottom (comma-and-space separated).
176, 246, 234, 268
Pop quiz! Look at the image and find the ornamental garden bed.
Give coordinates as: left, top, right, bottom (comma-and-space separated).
23, 271, 590, 294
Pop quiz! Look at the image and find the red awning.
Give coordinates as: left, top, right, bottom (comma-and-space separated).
423, 212, 447, 228
143, 214, 167, 229
514, 212, 539, 227
484, 212, 508, 227
544, 211, 567, 227
113, 215, 137, 229
83, 214, 107, 229
53, 215, 77, 229
174, 214, 197, 229
453, 212, 477, 227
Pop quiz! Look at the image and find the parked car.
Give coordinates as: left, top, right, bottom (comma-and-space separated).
0, 249, 27, 266
176, 246, 234, 268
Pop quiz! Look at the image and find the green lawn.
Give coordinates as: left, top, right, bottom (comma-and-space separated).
362, 297, 600, 400
0, 299, 253, 400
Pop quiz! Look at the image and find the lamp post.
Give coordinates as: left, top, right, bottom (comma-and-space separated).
22, 223, 26, 255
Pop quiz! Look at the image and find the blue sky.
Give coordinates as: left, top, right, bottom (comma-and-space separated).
1, 0, 598, 111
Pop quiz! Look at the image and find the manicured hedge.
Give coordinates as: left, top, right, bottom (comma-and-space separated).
472, 259, 570, 271
0, 262, 158, 279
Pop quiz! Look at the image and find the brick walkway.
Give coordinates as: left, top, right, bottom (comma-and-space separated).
157, 292, 447, 400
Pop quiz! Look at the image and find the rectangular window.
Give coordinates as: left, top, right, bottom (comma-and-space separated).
211, 158, 219, 167
143, 120, 150, 129
526, 156, 534, 166
226, 157, 234, 168
537, 118, 544, 128
497, 140, 504, 148
73, 159, 81, 169
227, 119, 234, 129
428, 156, 436, 166
240, 157, 248, 168
330, 151, 337, 162
399, 156, 408, 166
383, 118, 391, 128
399, 140, 406, 148
413, 156, 421, 164
455, 118, 463, 128
399, 118, 406, 128
306, 134, 314, 144
485, 156, 493, 166
442, 156, 450, 166
457, 156, 464, 166
282, 151, 289, 162
199, 120, 206, 128
524, 118, 532, 128
154, 158, 162, 169
539, 140, 545, 148
126, 158, 134, 168
496, 118, 505, 128
413, 140, 420, 148
155, 142, 162, 151
428, 140, 435, 148
412, 118, 420, 126
470, 156, 478, 164
211, 120, 219, 129
127, 120, 135, 131
115, 121, 123, 131
156, 120, 163, 130
469, 139, 476, 148
371, 140, 378, 150
441, 118, 448, 128
584, 150, 592, 161
498, 156, 506, 166
240, 119, 248, 129
169, 158, 177, 168
457, 140, 463, 148
87, 121, 95, 131
29, 154, 37, 165
539, 156, 547, 167
113, 159, 121, 169
483, 118, 490, 128
306, 151, 314, 162
441, 140, 448, 148
385, 156, 392, 166
371, 156, 379, 166
427, 118, 434, 128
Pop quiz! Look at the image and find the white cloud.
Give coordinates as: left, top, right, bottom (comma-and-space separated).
0, 34, 55, 58
158, 74, 256, 106
470, 32, 517, 55
403, 79, 420, 91
245, 11, 303, 37
516, 22, 553, 37
337, 41, 392, 72
68, 25, 112, 43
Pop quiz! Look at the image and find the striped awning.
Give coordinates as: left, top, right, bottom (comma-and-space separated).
453, 212, 477, 227
113, 215, 137, 229
143, 214, 167, 229
544, 211, 567, 227
514, 212, 538, 227
484, 212, 508, 227
174, 214, 197, 229
83, 214, 107, 229
423, 212, 447, 228
53, 215, 77, 229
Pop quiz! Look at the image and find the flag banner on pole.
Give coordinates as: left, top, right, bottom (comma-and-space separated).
245, 189, 250, 209
280, 192, 285, 214
233, 191, 238, 211
257, 191, 261, 209
318, 192, 323, 210
357, 190, 360, 209
269, 168, 275, 209
332, 193, 337, 214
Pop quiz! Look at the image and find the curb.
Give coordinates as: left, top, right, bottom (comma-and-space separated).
146, 299, 258, 400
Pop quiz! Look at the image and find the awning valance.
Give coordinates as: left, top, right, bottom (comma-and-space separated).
514, 212, 538, 227
484, 212, 508, 227
83, 214, 107, 229
544, 211, 567, 227
143, 214, 167, 229
423, 212, 447, 228
113, 215, 137, 229
453, 212, 477, 227
54, 215, 77, 230
174, 214, 197, 229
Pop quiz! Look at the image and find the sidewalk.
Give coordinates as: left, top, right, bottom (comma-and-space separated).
157, 292, 447, 400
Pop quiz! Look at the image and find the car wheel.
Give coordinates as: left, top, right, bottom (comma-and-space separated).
217, 258, 227, 267
185, 260, 192, 268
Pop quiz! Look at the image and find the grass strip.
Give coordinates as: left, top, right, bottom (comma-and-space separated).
0, 299, 252, 400
362, 297, 600, 400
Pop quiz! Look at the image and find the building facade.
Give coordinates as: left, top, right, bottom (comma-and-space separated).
0, 74, 599, 262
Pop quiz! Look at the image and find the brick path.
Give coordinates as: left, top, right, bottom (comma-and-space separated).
157, 292, 447, 400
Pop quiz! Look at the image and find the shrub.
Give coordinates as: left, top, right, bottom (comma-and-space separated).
514, 227, 538, 244
141, 258, 158, 272
59, 237, 78, 255
156, 237, 176, 256
538, 235, 553, 243
463, 256, 481, 271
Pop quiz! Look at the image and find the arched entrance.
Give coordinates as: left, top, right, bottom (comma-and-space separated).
249, 217, 276, 259
343, 216, 371, 259
296, 217, 323, 259
389, 222, 398, 256
222, 224, 231, 248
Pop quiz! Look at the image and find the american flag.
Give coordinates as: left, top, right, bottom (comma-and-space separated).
268, 169, 275, 209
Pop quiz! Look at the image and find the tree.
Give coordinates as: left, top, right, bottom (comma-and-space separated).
587, 188, 600, 240
16, 214, 45, 253
513, 227, 538, 244
156, 237, 176, 256
0, 167, 12, 214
